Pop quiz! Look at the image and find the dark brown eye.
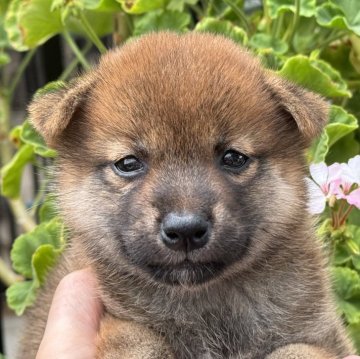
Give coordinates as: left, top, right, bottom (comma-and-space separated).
222, 150, 248, 169
113, 155, 144, 176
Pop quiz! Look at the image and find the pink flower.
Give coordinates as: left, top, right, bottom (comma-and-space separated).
338, 155, 360, 189
334, 155, 360, 208
347, 188, 360, 209
307, 155, 360, 214
306, 162, 342, 214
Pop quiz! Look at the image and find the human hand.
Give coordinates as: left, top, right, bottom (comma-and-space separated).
36, 269, 103, 359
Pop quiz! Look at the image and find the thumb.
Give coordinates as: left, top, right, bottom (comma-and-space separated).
36, 269, 103, 359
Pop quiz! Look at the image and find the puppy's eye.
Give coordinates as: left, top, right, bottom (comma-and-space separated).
113, 155, 144, 176
221, 150, 248, 169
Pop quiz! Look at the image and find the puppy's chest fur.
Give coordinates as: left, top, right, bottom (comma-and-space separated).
98, 266, 333, 359
105, 287, 268, 358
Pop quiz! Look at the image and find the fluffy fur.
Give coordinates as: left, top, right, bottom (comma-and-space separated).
20, 32, 353, 358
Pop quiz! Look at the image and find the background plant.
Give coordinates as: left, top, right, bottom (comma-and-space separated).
0, 0, 360, 352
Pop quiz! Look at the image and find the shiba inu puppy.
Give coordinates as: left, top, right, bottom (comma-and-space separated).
20, 32, 353, 358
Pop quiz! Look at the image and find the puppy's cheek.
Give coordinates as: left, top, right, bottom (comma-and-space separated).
58, 172, 132, 259
210, 202, 252, 256
263, 167, 305, 223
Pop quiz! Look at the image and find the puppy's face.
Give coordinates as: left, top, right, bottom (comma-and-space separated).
30, 33, 328, 287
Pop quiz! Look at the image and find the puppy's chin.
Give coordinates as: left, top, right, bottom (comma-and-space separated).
145, 260, 226, 286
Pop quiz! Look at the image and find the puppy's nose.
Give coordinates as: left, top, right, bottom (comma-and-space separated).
161, 213, 210, 252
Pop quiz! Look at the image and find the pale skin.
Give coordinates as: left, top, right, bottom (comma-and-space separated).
36, 269, 360, 359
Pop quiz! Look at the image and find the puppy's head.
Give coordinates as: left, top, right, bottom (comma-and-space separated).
30, 33, 328, 287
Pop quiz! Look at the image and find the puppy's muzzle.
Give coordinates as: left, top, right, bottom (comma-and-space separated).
160, 213, 210, 252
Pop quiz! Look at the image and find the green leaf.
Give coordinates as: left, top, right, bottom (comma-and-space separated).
349, 226, 360, 269
66, 10, 113, 37
326, 105, 358, 147
336, 298, 360, 324
249, 33, 288, 54
133, 9, 190, 36
326, 132, 360, 164
333, 242, 351, 265
82, 0, 122, 12
353, 255, 360, 271
309, 105, 358, 162
6, 281, 37, 316
278, 55, 351, 97
167, 0, 197, 12
308, 130, 329, 163
316, 0, 360, 36
195, 17, 248, 45
20, 121, 57, 158
4, 0, 26, 51
0, 2, 9, 48
345, 238, 360, 256
11, 218, 64, 278
0, 52, 10, 66
348, 90, 360, 120
1, 144, 34, 198
9, 125, 23, 147
292, 17, 319, 54
39, 196, 58, 223
350, 35, 360, 74
33, 80, 66, 99
7, 218, 65, 315
32, 244, 62, 286
348, 323, 360, 352
117, 0, 166, 14
333, 266, 360, 300
5, 0, 63, 51
321, 42, 357, 79
265, 0, 316, 19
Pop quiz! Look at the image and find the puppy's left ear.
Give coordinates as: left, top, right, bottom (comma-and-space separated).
265, 72, 329, 143
28, 73, 95, 147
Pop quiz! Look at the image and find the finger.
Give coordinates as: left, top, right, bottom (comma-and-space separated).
36, 268, 103, 359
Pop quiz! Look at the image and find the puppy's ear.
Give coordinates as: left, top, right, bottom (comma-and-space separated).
265, 72, 329, 143
28, 73, 95, 147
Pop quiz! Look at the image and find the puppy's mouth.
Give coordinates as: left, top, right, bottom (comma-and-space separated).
146, 260, 225, 286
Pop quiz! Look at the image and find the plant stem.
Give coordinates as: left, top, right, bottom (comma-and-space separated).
7, 49, 36, 99
59, 42, 92, 81
339, 205, 354, 227
113, 12, 132, 46
287, 0, 301, 48
223, 0, 250, 32
0, 93, 11, 167
62, 31, 91, 70
331, 209, 338, 229
9, 198, 37, 233
0, 258, 21, 287
272, 13, 284, 39
78, 12, 107, 54
262, 0, 271, 33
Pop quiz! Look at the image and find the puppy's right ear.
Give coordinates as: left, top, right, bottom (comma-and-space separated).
28, 74, 95, 147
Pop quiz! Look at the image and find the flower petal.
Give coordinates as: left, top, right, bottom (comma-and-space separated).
348, 155, 360, 185
309, 163, 328, 187
346, 188, 360, 209
340, 163, 356, 186
305, 177, 326, 214
328, 163, 342, 182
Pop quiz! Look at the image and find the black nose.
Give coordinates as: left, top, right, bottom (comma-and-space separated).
161, 213, 210, 252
